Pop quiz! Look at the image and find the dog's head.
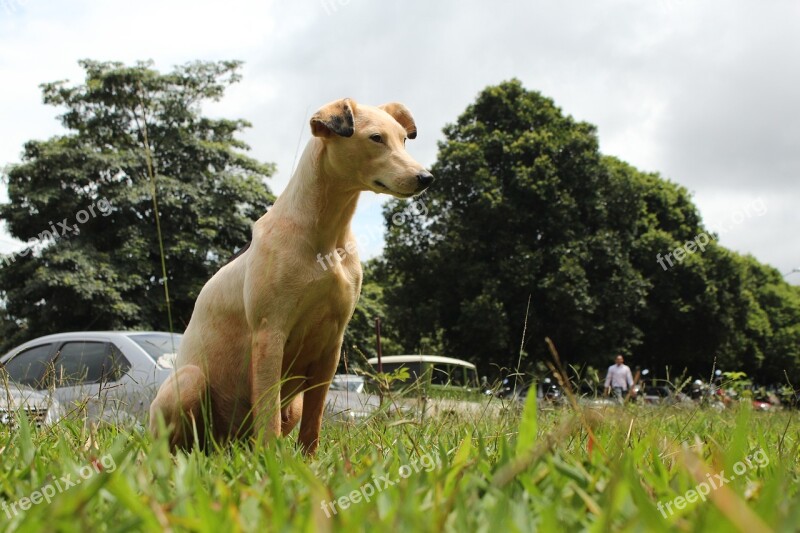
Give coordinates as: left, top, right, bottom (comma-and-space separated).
310, 98, 433, 198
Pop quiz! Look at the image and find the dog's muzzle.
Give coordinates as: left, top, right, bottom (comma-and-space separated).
416, 172, 434, 193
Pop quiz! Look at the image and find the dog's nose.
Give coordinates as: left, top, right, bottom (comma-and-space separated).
416, 172, 434, 190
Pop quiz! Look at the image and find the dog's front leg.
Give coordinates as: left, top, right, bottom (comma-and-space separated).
298, 342, 342, 454
251, 326, 285, 442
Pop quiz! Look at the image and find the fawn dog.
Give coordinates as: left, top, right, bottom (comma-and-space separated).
149, 99, 433, 454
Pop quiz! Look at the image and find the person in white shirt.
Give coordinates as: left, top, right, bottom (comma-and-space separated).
604, 355, 634, 402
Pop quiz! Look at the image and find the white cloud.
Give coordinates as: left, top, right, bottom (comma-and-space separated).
1, 0, 798, 281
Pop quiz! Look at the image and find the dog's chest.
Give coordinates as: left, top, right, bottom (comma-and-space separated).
283, 263, 360, 361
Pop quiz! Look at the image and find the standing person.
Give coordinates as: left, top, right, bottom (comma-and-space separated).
604, 355, 634, 403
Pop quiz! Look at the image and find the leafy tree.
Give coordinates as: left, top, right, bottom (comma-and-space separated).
0, 60, 274, 351
717, 254, 800, 382
378, 80, 800, 382
340, 261, 402, 372
378, 80, 649, 375
606, 157, 726, 373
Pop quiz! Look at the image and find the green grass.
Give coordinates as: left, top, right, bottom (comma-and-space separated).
1, 399, 799, 532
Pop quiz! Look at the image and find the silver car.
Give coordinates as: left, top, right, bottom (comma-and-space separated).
0, 331, 180, 426
329, 374, 367, 394
325, 374, 380, 421
0, 387, 64, 428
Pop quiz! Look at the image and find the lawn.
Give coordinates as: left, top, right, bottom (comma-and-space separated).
1, 396, 799, 532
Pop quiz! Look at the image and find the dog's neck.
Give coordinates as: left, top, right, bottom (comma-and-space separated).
270, 139, 361, 253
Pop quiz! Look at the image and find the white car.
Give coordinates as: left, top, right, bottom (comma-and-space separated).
0, 331, 181, 426
0, 387, 64, 427
366, 355, 497, 417
325, 375, 379, 421
329, 374, 366, 394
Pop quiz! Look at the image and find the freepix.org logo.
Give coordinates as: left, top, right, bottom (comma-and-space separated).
656, 197, 766, 272
320, 452, 439, 518
2, 455, 116, 519
1, 198, 112, 268
316, 197, 428, 271
657, 449, 769, 518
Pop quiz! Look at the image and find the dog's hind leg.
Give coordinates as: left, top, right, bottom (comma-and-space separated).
149, 365, 208, 451
281, 394, 303, 435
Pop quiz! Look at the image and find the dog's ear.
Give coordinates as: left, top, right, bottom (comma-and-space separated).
310, 98, 357, 138
379, 102, 417, 139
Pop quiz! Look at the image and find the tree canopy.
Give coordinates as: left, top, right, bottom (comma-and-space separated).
2, 71, 797, 384
0, 60, 274, 350
376, 80, 800, 382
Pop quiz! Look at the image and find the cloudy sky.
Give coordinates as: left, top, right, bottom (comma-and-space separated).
1, 0, 798, 281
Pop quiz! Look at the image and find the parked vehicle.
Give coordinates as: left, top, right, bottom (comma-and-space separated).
0, 331, 181, 426
505, 378, 564, 406
329, 374, 366, 394
365, 355, 494, 417
366, 355, 480, 398
752, 397, 774, 411
494, 376, 524, 399
324, 374, 417, 422
539, 378, 564, 404
0, 387, 64, 428
325, 378, 380, 422
640, 385, 692, 406
684, 380, 726, 411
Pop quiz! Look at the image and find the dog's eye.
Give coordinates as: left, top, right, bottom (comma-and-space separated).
369, 134, 383, 144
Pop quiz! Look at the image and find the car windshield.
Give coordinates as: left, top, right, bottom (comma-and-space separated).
379, 362, 423, 382
128, 333, 181, 363
376, 360, 477, 389
431, 364, 477, 388
330, 377, 364, 392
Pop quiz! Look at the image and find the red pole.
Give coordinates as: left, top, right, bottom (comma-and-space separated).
375, 317, 383, 374
375, 317, 384, 407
